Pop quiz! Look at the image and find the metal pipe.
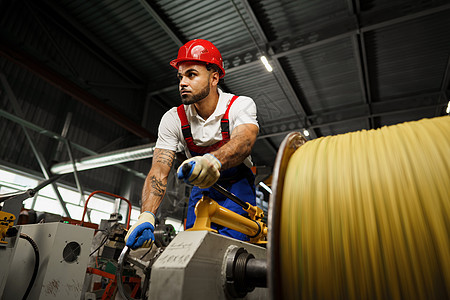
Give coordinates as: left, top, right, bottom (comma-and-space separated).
212, 205, 260, 237
51, 143, 155, 174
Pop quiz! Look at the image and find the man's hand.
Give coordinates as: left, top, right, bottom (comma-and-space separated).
177, 154, 221, 188
125, 211, 155, 250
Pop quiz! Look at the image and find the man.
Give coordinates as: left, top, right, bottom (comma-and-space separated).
125, 39, 259, 250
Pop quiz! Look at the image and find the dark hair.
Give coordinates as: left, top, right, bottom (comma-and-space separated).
206, 63, 221, 75
206, 63, 224, 84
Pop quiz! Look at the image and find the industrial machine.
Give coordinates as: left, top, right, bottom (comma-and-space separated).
0, 210, 18, 297
85, 204, 175, 299
2, 222, 94, 300
0, 175, 68, 299
0, 188, 177, 300
116, 186, 269, 300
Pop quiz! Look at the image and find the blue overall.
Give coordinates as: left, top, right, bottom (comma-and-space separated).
177, 96, 256, 241
186, 165, 256, 241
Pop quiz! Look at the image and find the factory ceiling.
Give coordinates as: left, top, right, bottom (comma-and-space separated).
0, 0, 449, 205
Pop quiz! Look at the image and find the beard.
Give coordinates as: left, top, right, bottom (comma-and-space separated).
180, 84, 210, 105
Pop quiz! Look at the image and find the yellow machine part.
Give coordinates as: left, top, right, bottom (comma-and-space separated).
0, 211, 16, 244
188, 195, 267, 244
280, 116, 450, 300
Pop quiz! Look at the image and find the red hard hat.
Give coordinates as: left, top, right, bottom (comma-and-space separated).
170, 39, 225, 78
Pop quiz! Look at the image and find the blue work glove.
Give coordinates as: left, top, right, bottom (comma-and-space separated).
177, 154, 222, 188
125, 211, 155, 250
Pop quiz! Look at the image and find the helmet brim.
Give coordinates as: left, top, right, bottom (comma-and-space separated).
169, 58, 225, 78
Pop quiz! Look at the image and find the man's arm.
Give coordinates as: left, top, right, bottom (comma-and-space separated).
211, 123, 259, 170
141, 148, 176, 213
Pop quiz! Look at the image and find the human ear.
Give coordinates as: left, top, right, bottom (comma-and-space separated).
210, 71, 220, 87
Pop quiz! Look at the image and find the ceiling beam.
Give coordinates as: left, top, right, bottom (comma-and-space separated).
360, 3, 450, 33
440, 54, 450, 97
138, 0, 183, 47
347, 0, 374, 130
437, 54, 450, 115
351, 34, 372, 129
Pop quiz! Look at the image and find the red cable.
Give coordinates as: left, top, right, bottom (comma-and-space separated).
80, 191, 132, 229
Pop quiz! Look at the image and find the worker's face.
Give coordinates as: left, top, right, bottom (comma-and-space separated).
177, 62, 218, 105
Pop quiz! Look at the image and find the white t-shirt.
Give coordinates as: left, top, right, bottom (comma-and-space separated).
155, 89, 259, 168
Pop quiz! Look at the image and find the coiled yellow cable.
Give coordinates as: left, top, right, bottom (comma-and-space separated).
280, 116, 450, 300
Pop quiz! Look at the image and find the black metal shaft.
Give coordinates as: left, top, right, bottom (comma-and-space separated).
181, 162, 249, 210
32, 174, 64, 194
211, 184, 249, 210
245, 258, 267, 288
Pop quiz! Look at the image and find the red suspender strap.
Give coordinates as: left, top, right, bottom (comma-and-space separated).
177, 95, 239, 154
177, 105, 194, 144
177, 105, 188, 126
221, 95, 239, 141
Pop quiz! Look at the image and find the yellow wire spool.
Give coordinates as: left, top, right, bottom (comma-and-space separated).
269, 116, 450, 300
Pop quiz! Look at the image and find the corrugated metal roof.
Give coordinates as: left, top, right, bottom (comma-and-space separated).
156, 0, 260, 55
258, 0, 351, 39
365, 10, 450, 101
282, 37, 365, 113
60, 0, 178, 81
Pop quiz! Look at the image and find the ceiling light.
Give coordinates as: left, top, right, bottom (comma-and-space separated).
446, 101, 450, 114
303, 129, 310, 137
260, 56, 273, 72
259, 182, 272, 194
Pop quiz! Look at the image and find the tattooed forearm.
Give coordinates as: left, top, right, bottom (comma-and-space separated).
154, 149, 175, 168
141, 148, 173, 213
212, 124, 258, 170
149, 175, 166, 197
141, 173, 168, 213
